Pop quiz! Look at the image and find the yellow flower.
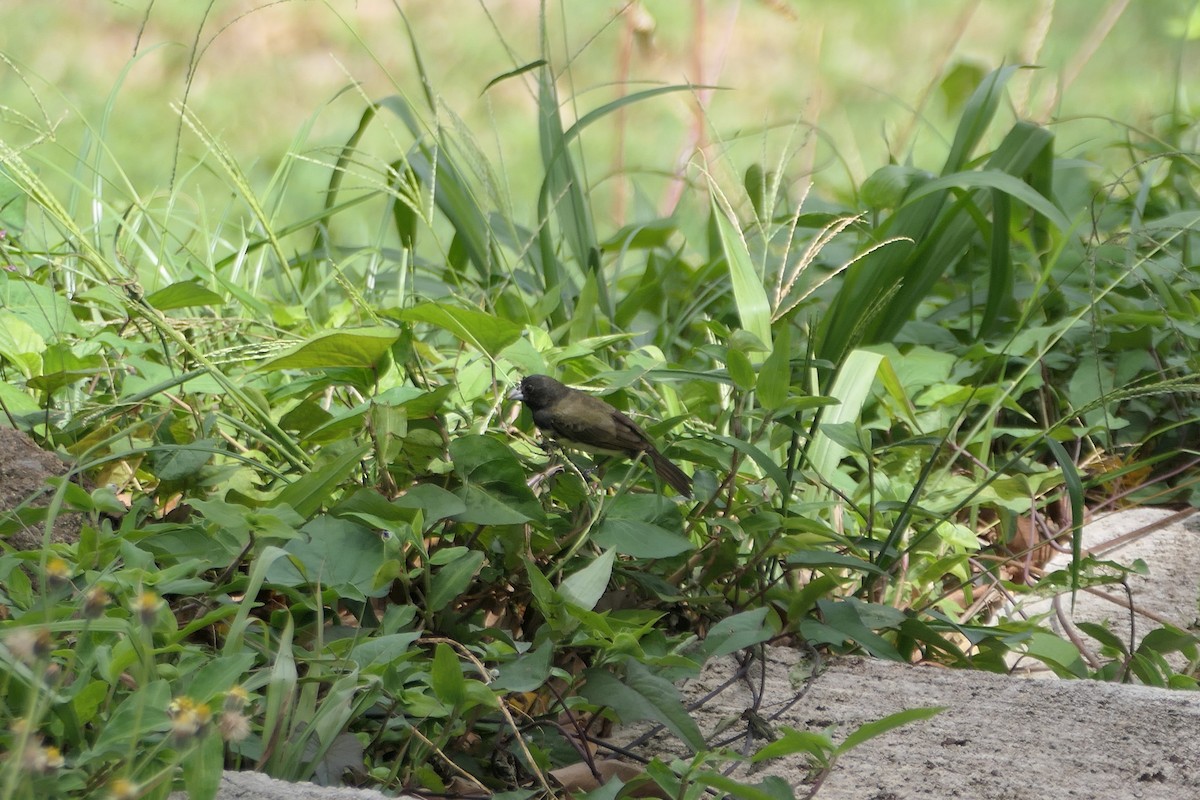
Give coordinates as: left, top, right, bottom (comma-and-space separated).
45, 557, 72, 590
168, 696, 212, 742
132, 591, 162, 627
223, 685, 250, 712
108, 778, 140, 799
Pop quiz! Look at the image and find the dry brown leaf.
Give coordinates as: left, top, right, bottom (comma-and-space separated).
549, 759, 668, 798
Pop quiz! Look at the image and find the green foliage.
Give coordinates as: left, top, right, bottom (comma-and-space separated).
2, 4, 1200, 797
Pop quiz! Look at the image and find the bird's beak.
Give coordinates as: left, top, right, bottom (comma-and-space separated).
508, 387, 524, 402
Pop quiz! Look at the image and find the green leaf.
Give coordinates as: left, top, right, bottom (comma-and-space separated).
1046, 438, 1084, 604
265, 516, 392, 600
450, 435, 542, 524
145, 280, 224, 310
757, 323, 791, 411
393, 484, 468, 522
0, 311, 44, 378
559, 549, 615, 611
152, 440, 218, 482
786, 550, 884, 575
838, 706, 945, 753
275, 443, 370, 518
181, 731, 225, 800
699, 608, 777, 660
694, 772, 795, 800
581, 661, 705, 752
1074, 621, 1127, 654
399, 302, 523, 357
185, 653, 256, 703
492, 644, 554, 693
1022, 630, 1087, 678
1138, 626, 1198, 656
428, 549, 485, 612
944, 65, 1018, 173
806, 349, 882, 484
0, 272, 84, 338
593, 518, 694, 558
861, 164, 930, 210
430, 642, 467, 707
710, 193, 772, 352
256, 327, 401, 371
800, 599, 903, 660
752, 726, 835, 764
349, 633, 421, 670
99, 680, 171, 755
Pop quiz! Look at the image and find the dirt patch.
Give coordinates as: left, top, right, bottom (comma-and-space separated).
0, 426, 85, 551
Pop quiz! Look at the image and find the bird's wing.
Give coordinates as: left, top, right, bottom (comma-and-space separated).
539, 396, 652, 455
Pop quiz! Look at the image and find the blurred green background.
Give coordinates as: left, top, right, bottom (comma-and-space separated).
2, 1, 1196, 228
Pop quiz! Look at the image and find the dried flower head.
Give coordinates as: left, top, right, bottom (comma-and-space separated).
5, 627, 52, 665
83, 586, 110, 619
218, 710, 251, 742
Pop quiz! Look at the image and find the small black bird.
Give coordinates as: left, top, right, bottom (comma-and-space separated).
510, 374, 692, 497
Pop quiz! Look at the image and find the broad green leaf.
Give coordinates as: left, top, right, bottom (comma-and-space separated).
399, 302, 522, 357
350, 632, 422, 670
27, 343, 105, 393
581, 662, 705, 752
450, 435, 542, 524
181, 728, 224, 800
699, 608, 777, 660
152, 440, 218, 482
97, 680, 171, 755
694, 773, 795, 800
430, 642, 467, 707
491, 644, 554, 693
428, 549, 485, 612
861, 164, 930, 210
0, 273, 84, 337
265, 516, 392, 600
393, 483, 467, 522
559, 549, 615, 611
593, 518, 693, 558
257, 327, 401, 371
455, 485, 536, 525
1022, 630, 1087, 678
185, 653, 256, 703
0, 311, 44, 378
145, 280, 224, 310
275, 443, 370, 518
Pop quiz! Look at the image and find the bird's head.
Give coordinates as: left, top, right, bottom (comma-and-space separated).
509, 374, 569, 411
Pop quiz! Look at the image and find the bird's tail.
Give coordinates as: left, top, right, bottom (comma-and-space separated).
648, 448, 692, 497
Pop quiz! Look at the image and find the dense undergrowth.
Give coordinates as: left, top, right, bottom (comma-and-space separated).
2, 6, 1200, 800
